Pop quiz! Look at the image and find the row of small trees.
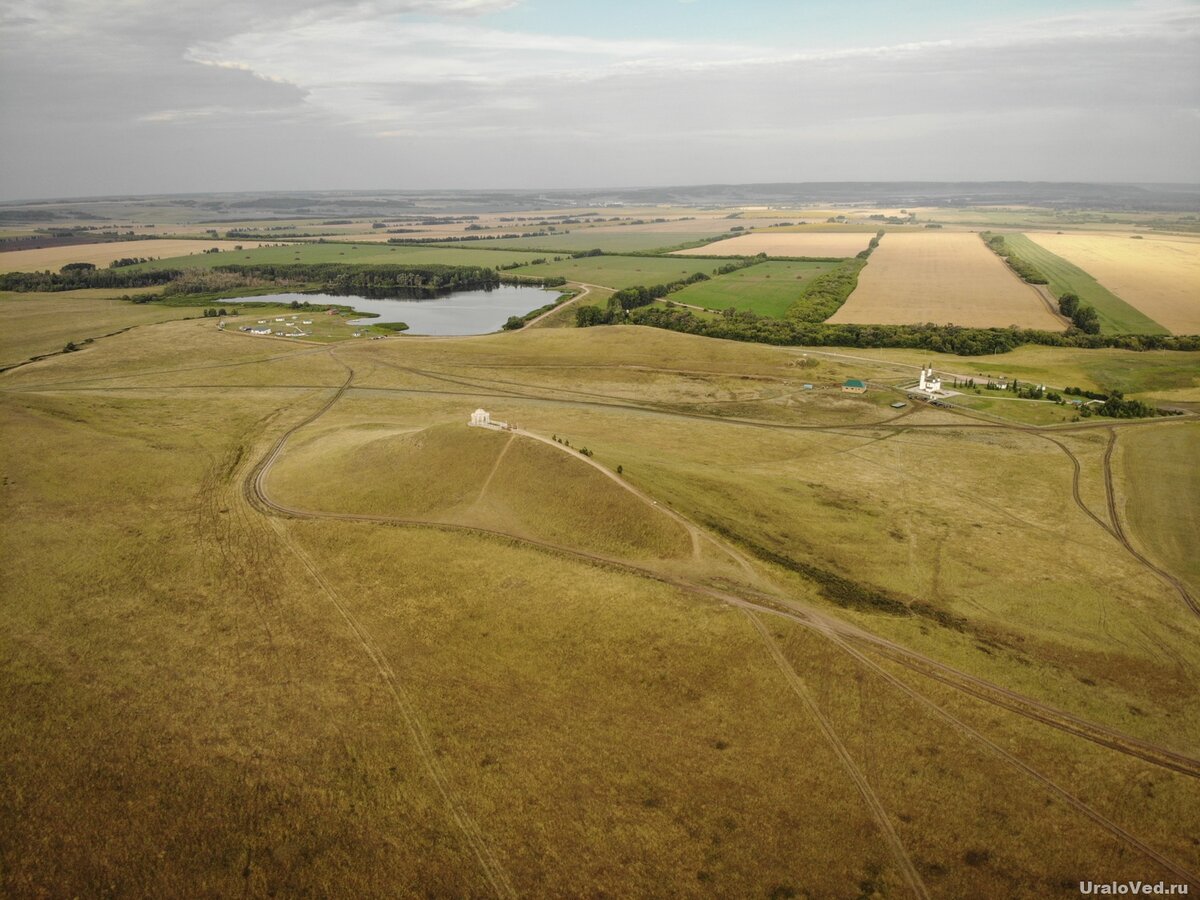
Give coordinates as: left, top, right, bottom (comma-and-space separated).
578, 304, 1200, 355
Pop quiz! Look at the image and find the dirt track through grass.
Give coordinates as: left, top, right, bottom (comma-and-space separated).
743, 611, 931, 900
233, 341, 1200, 783
7, 318, 1199, 894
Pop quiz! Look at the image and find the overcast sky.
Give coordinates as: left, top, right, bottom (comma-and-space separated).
1, 0, 1197, 200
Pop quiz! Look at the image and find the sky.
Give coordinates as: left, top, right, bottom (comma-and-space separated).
1, 0, 1197, 200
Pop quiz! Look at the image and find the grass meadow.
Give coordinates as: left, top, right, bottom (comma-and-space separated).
509, 255, 727, 290
127, 241, 550, 272
668, 260, 839, 317
437, 230, 725, 254
674, 231, 873, 258
1119, 421, 1200, 596
2, 302, 1199, 896
0, 288, 197, 369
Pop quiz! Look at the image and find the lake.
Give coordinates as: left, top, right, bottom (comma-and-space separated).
224, 285, 562, 335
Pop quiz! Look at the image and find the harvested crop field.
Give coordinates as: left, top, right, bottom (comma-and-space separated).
1024, 233, 1200, 335
673, 232, 872, 258
0, 239, 288, 273
828, 232, 1065, 329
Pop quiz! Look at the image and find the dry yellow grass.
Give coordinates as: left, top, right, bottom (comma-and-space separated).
0, 239, 287, 273
673, 232, 873, 258
829, 232, 1065, 328
4, 318, 1200, 895
1025, 232, 1200, 334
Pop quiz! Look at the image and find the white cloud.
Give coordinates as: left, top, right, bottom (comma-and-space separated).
0, 0, 1197, 197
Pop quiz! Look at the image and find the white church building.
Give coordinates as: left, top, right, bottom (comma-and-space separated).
917, 364, 942, 395
468, 408, 510, 430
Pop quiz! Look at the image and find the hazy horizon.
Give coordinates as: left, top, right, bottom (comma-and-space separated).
2, 0, 1198, 201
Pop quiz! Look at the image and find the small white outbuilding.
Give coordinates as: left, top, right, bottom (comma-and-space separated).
469, 408, 491, 427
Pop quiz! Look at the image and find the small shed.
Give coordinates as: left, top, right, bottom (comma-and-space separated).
842, 379, 867, 394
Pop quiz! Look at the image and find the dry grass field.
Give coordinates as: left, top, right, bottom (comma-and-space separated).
3, 300, 1199, 896
674, 231, 873, 258
828, 232, 1066, 328
0, 239, 289, 273
1025, 233, 1200, 334
1118, 421, 1200, 597
0, 288, 195, 369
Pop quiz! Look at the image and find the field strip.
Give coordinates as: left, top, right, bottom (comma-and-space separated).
1023, 233, 1200, 335
0, 238, 292, 273
672, 232, 872, 258
1001, 234, 1166, 335
820, 629, 1200, 889
743, 611, 931, 900
828, 232, 1064, 329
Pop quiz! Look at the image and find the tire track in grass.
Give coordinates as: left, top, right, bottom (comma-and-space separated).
265, 516, 517, 899
243, 354, 517, 899
1102, 428, 1200, 619
742, 610, 931, 900
818, 626, 1200, 890
473, 431, 515, 506
245, 364, 1200, 780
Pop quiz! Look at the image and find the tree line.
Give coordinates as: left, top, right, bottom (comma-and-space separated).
0, 267, 182, 291
576, 304, 1200, 355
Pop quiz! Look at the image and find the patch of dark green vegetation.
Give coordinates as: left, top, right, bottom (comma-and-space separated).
582, 305, 1200, 354
786, 257, 867, 323
1064, 388, 1182, 418
212, 262, 501, 292
1056, 291, 1101, 334
574, 271, 713, 326
501, 289, 572, 330
0, 266, 183, 292
703, 519, 975, 628
982, 232, 1049, 284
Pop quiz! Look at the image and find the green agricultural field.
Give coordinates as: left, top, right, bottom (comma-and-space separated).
508, 255, 726, 290
668, 261, 839, 317
127, 242, 550, 272
1002, 233, 1167, 334
435, 230, 726, 254
3, 314, 1199, 897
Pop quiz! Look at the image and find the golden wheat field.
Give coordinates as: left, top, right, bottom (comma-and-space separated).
1025, 232, 1200, 334
0, 239, 289, 273
828, 232, 1065, 328
673, 231, 874, 258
